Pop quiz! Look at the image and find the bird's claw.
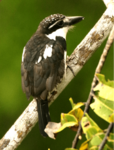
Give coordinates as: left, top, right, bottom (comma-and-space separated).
67, 65, 75, 77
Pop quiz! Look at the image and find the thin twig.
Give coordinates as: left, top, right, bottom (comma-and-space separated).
72, 25, 114, 148
99, 123, 114, 150
99, 26, 114, 150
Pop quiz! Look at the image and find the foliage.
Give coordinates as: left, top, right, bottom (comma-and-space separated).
45, 74, 114, 149
90, 74, 114, 123
45, 99, 84, 139
80, 114, 114, 150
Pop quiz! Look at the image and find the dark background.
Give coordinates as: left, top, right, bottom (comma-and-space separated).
0, 0, 113, 150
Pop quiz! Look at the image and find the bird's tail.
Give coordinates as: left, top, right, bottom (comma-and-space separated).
36, 98, 51, 137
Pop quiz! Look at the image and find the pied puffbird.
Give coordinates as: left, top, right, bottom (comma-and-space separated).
21, 14, 84, 137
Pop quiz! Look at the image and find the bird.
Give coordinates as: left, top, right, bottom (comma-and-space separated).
21, 14, 84, 137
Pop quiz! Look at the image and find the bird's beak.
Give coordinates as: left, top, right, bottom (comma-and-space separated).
63, 16, 84, 26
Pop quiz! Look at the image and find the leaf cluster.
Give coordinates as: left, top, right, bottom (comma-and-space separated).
45, 74, 114, 150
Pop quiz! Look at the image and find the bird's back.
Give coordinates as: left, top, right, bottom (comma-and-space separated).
21, 32, 66, 100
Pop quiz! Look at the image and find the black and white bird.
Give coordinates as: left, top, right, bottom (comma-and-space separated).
21, 14, 84, 137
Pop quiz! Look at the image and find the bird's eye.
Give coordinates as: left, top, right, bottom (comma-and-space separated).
58, 21, 63, 27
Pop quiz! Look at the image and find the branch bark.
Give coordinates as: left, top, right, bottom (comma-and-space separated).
102, 0, 114, 7
72, 21, 114, 149
0, 4, 114, 150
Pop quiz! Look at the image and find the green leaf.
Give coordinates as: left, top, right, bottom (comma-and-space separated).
65, 148, 78, 150
84, 114, 101, 130
88, 146, 98, 150
94, 74, 114, 101
81, 114, 102, 139
51, 99, 84, 134
69, 107, 83, 123
89, 133, 103, 147
96, 73, 114, 88
69, 97, 76, 109
107, 132, 114, 148
109, 113, 114, 122
55, 122, 77, 133
81, 114, 114, 149
90, 74, 114, 123
88, 132, 113, 150
69, 98, 84, 122
93, 82, 114, 101
54, 113, 78, 133
61, 113, 78, 125
80, 132, 114, 150
69, 98, 84, 109
79, 140, 89, 150
91, 96, 113, 123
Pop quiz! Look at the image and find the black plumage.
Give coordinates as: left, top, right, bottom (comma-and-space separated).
21, 14, 84, 137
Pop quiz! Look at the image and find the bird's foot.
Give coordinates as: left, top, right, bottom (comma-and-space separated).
67, 65, 75, 77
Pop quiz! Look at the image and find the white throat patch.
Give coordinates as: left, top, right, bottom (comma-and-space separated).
46, 27, 69, 40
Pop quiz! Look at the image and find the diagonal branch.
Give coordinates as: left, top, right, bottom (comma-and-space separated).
72, 23, 114, 149
99, 123, 114, 150
72, 1, 114, 147
102, 0, 114, 7
97, 26, 114, 150
0, 5, 114, 150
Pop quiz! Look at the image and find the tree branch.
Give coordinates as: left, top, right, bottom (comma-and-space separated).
72, 23, 114, 149
102, 0, 114, 7
97, 26, 114, 150
99, 123, 114, 150
0, 5, 114, 150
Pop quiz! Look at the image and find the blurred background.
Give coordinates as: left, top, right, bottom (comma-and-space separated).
0, 0, 113, 149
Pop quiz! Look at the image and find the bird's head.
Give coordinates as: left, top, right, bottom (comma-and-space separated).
38, 14, 84, 40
